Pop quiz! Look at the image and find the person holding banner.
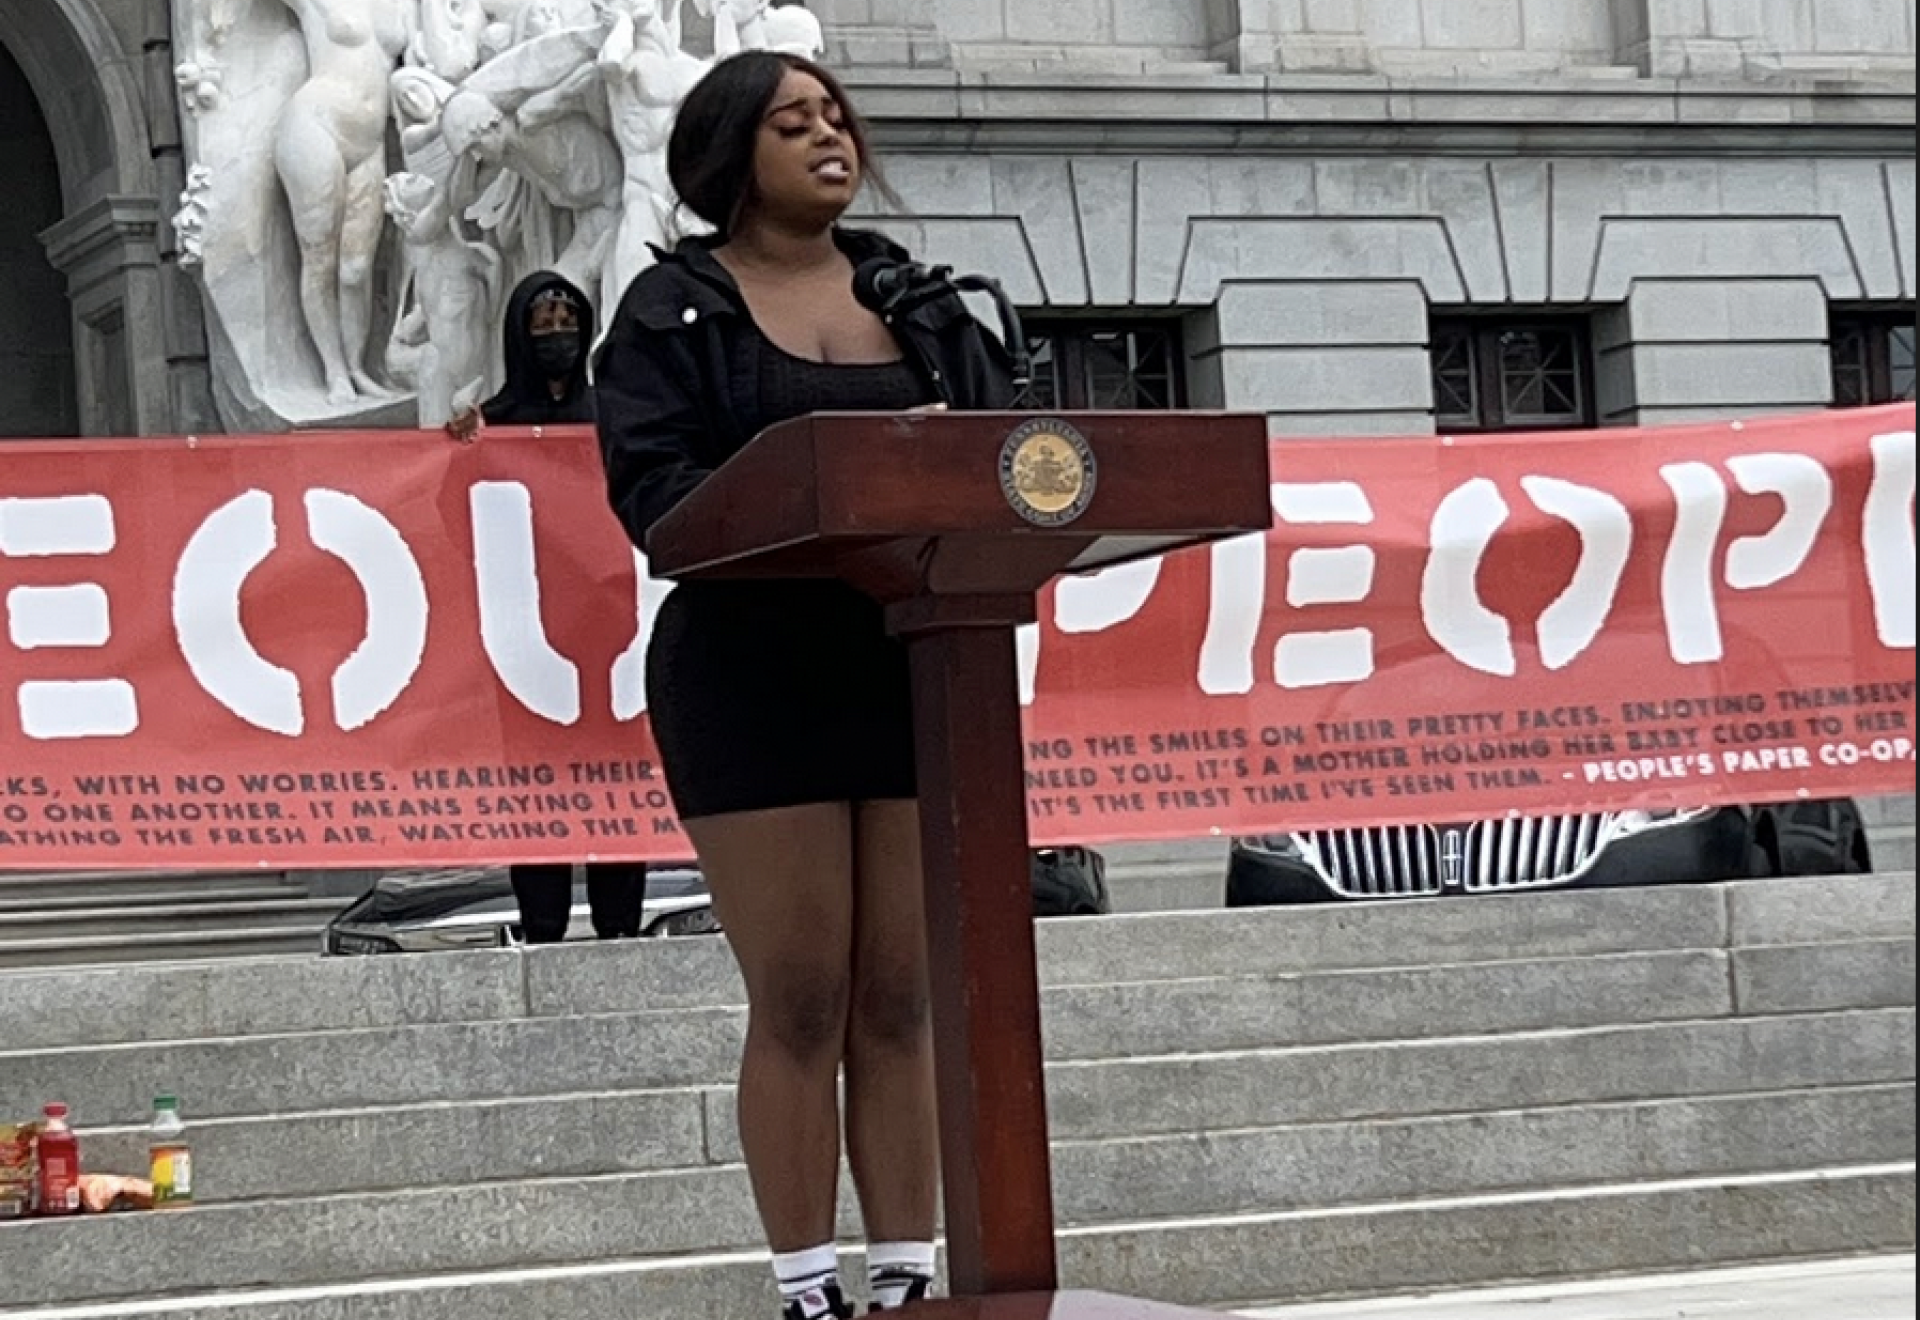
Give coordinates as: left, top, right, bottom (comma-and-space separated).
592, 52, 1016, 1320
451, 270, 650, 945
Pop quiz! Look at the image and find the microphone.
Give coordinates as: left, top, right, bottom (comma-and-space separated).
852, 257, 938, 315
852, 258, 1035, 399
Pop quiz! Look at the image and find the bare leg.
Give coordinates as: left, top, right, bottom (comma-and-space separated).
684, 804, 855, 1252
844, 798, 938, 1244
274, 108, 355, 405
339, 154, 388, 397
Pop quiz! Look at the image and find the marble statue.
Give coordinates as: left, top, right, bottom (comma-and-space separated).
704, 0, 772, 58
598, 0, 710, 301
438, 44, 625, 319
411, 0, 490, 82
384, 171, 502, 426
175, 60, 226, 116
172, 0, 820, 431
272, 0, 416, 406
174, 166, 215, 269
764, 4, 824, 56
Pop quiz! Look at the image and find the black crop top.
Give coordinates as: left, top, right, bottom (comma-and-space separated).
745, 326, 935, 439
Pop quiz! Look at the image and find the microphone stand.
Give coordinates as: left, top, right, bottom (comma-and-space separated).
879, 266, 1036, 402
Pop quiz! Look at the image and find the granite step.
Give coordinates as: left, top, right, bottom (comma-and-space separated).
0, 872, 336, 971
3, 947, 1784, 1126
0, 898, 347, 943
62, 1009, 1913, 1203
0, 885, 307, 915
0, 1165, 1910, 1317
0, 926, 337, 973
1, 1085, 1910, 1309
4, 873, 1908, 1052
0, 871, 287, 903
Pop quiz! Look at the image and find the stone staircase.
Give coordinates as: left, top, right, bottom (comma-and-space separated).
0, 870, 346, 971
0, 873, 1912, 1316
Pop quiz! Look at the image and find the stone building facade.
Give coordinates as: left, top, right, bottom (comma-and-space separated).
0, 2, 1913, 871
1, 0, 1912, 441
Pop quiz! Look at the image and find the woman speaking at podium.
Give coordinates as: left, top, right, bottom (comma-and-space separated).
593, 49, 1016, 1320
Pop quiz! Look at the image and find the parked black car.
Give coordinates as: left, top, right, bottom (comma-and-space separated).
326, 847, 1111, 955
323, 863, 718, 955
1225, 800, 1872, 907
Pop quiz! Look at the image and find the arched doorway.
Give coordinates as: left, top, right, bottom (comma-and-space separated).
0, 40, 79, 439
0, 0, 189, 439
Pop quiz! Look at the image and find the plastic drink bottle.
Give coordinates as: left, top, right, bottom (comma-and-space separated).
150, 1096, 193, 1207
35, 1104, 80, 1217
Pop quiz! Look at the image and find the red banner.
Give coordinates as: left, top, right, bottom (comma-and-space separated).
0, 405, 1912, 870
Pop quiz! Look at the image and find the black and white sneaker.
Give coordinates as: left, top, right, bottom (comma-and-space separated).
783, 1281, 854, 1320
868, 1271, 934, 1311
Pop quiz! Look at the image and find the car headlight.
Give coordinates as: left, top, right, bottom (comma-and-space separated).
328, 931, 401, 956
1611, 807, 1713, 837
1237, 833, 1307, 859
653, 908, 722, 938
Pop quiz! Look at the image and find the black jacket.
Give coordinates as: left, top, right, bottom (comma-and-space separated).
593, 227, 1016, 551
482, 271, 598, 426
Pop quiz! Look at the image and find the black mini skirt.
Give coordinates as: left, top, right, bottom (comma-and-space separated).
644, 580, 918, 820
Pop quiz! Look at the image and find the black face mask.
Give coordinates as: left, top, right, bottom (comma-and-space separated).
531, 330, 582, 380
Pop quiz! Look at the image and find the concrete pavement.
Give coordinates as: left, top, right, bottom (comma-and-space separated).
1242, 1255, 1914, 1319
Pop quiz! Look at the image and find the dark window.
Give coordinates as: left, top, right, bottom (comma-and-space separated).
1831, 309, 1916, 407
1022, 320, 1184, 411
1430, 316, 1595, 433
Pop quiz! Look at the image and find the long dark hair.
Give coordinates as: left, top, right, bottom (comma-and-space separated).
667, 50, 899, 241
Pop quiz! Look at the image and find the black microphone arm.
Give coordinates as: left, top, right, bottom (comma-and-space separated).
951, 271, 1034, 398
852, 258, 1035, 398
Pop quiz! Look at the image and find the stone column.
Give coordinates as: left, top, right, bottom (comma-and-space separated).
1189, 281, 1436, 437
40, 196, 172, 438
1206, 0, 1376, 74
1609, 0, 1744, 77
807, 0, 951, 67
1593, 278, 1834, 427
138, 0, 217, 433
1611, 0, 1917, 79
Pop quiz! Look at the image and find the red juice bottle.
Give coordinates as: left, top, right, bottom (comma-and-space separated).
35, 1104, 81, 1217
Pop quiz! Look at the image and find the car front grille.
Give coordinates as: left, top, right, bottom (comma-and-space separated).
1298, 814, 1616, 899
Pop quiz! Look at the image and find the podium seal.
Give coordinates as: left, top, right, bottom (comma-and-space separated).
999, 418, 1097, 527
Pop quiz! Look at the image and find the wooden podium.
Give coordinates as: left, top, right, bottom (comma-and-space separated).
648, 409, 1273, 1316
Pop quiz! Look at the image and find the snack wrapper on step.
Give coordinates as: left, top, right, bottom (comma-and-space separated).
0, 1123, 32, 1219
79, 1174, 154, 1213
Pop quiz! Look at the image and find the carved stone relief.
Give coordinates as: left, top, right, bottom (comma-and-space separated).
171, 0, 819, 430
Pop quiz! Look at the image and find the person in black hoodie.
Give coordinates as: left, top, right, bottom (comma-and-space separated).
451, 270, 598, 437
452, 271, 647, 945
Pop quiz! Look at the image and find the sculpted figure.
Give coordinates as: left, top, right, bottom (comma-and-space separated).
272, 0, 414, 405
512, 0, 599, 40
763, 4, 823, 57
701, 0, 770, 57
411, 0, 490, 80
390, 65, 461, 177
439, 85, 625, 319
384, 171, 501, 425
175, 60, 226, 116
172, 165, 216, 270
597, 0, 707, 299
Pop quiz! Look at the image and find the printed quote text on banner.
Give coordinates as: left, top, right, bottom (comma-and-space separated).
0, 404, 1911, 869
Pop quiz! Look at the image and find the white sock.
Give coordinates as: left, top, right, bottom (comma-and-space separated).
868, 1241, 938, 1309
774, 1244, 843, 1317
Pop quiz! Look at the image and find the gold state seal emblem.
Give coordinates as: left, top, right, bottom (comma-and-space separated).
999, 419, 1097, 527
